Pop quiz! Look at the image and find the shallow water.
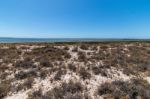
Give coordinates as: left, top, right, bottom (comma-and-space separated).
0, 38, 149, 43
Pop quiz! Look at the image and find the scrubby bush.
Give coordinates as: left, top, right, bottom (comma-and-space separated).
15, 58, 36, 69
92, 66, 107, 76
39, 69, 49, 79
78, 51, 87, 62
0, 81, 10, 98
97, 82, 114, 95
40, 59, 53, 68
97, 78, 150, 99
64, 46, 69, 50
64, 53, 71, 59
28, 89, 44, 99
0, 47, 21, 62
45, 81, 84, 99
68, 64, 76, 72
0, 64, 9, 73
72, 47, 78, 52
91, 46, 98, 51
25, 46, 71, 61
100, 45, 109, 50
15, 70, 37, 80
54, 70, 67, 81
65, 93, 84, 99
79, 67, 91, 80
23, 77, 34, 89
80, 45, 88, 50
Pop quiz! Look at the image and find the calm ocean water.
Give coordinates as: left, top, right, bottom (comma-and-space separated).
0, 38, 149, 43
0, 38, 105, 43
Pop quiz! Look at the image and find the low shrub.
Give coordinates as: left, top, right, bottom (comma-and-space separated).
25, 46, 71, 61
64, 46, 69, 50
45, 81, 84, 98
15, 70, 37, 80
80, 45, 88, 50
0, 48, 20, 62
39, 69, 49, 79
15, 58, 36, 69
72, 47, 78, 52
92, 66, 107, 76
65, 93, 84, 99
54, 70, 67, 81
0, 81, 11, 98
64, 53, 71, 59
40, 59, 53, 68
78, 51, 87, 62
23, 77, 34, 89
28, 89, 44, 99
91, 46, 98, 51
68, 64, 76, 72
97, 78, 150, 99
79, 67, 91, 80
97, 82, 114, 95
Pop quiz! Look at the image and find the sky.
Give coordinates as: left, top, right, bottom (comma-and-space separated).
0, 0, 150, 38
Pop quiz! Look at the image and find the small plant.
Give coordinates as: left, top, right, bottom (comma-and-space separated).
64, 46, 69, 50
54, 70, 67, 80
78, 51, 87, 62
40, 59, 53, 68
79, 67, 91, 80
23, 77, 34, 89
92, 66, 107, 76
65, 93, 84, 99
72, 47, 78, 52
0, 81, 11, 98
80, 45, 88, 50
68, 64, 76, 72
39, 69, 48, 79
64, 53, 71, 59
15, 57, 36, 69
97, 78, 150, 99
97, 82, 114, 95
45, 81, 84, 99
28, 89, 43, 99
91, 46, 98, 51
62, 81, 84, 94
15, 70, 37, 80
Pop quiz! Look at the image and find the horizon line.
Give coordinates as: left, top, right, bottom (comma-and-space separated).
0, 37, 150, 39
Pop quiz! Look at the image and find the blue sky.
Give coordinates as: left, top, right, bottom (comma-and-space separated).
0, 0, 150, 38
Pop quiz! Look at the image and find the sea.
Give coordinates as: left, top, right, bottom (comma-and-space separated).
0, 37, 149, 43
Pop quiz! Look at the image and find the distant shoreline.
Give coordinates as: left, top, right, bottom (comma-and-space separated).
0, 38, 150, 43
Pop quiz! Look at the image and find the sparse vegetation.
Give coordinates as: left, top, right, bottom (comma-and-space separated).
0, 80, 11, 98
78, 51, 87, 62
92, 66, 107, 76
79, 67, 91, 80
80, 44, 89, 50
39, 58, 53, 68
72, 47, 78, 52
15, 57, 36, 69
23, 77, 34, 89
45, 81, 84, 99
15, 70, 37, 80
0, 42, 150, 99
25, 46, 71, 61
54, 69, 67, 80
28, 89, 43, 99
68, 63, 76, 72
97, 78, 150, 99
